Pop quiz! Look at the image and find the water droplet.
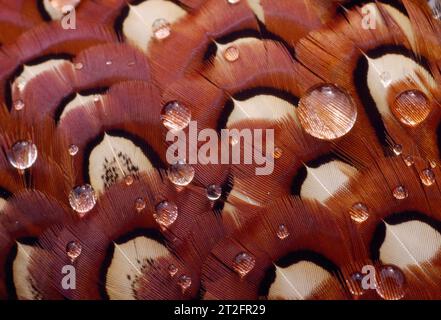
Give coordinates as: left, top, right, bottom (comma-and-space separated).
106, 60, 112, 66
403, 155, 414, 167
177, 275, 192, 293
154, 201, 178, 228
161, 101, 191, 131
393, 186, 408, 200
273, 147, 283, 159
420, 168, 435, 187
206, 184, 222, 201
68, 144, 79, 156
93, 95, 100, 103
135, 197, 146, 212
74, 62, 83, 70
66, 241, 82, 262
349, 202, 369, 223
69, 184, 97, 216
391, 90, 431, 127
429, 0, 441, 19
430, 160, 437, 169
392, 144, 403, 156
227, 0, 240, 3
124, 174, 134, 186
7, 141, 38, 170
168, 264, 178, 277
127, 61, 136, 67
223, 46, 239, 62
14, 100, 25, 111
233, 252, 255, 277
152, 18, 171, 40
380, 71, 392, 87
346, 272, 365, 296
276, 224, 290, 240
297, 84, 357, 140
167, 160, 195, 186
375, 265, 406, 300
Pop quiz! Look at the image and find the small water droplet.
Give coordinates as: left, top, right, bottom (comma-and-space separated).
391, 90, 431, 127
227, 0, 240, 3
392, 144, 403, 156
124, 174, 134, 186
349, 202, 369, 223
223, 46, 239, 62
74, 62, 83, 70
429, 160, 437, 168
393, 186, 408, 200
69, 184, 97, 216
273, 147, 283, 159
276, 224, 290, 240
68, 144, 79, 156
127, 61, 136, 67
168, 264, 178, 277
8, 141, 38, 170
346, 272, 365, 296
154, 201, 178, 228
297, 84, 357, 140
178, 274, 192, 293
403, 155, 414, 167
167, 160, 195, 186
135, 197, 146, 212
152, 18, 171, 40
420, 168, 435, 187
161, 101, 191, 131
375, 265, 406, 300
233, 252, 255, 277
14, 100, 25, 111
66, 241, 82, 262
206, 184, 222, 201
106, 60, 112, 66
93, 95, 100, 103
380, 71, 392, 87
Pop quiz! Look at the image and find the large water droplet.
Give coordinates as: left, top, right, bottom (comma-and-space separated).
124, 174, 134, 186
154, 201, 178, 228
393, 186, 408, 200
276, 224, 290, 240
66, 241, 82, 262
420, 168, 435, 187
349, 203, 369, 223
375, 265, 406, 300
69, 184, 97, 216
346, 272, 365, 296
14, 100, 25, 111
223, 46, 239, 62
152, 18, 171, 40
403, 155, 414, 167
74, 62, 83, 70
167, 160, 195, 186
297, 84, 357, 140
135, 197, 146, 212
392, 144, 403, 156
233, 252, 256, 277
391, 90, 431, 127
161, 101, 191, 131
206, 184, 222, 201
8, 141, 38, 170
68, 144, 79, 156
178, 275, 192, 293
168, 264, 178, 277
380, 71, 392, 87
